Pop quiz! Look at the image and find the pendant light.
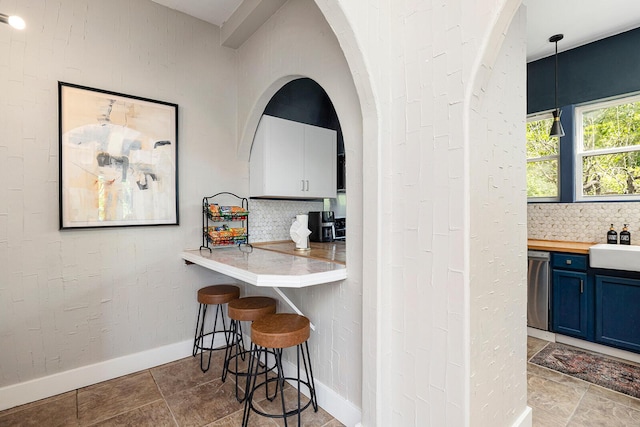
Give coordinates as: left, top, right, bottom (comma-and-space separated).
549, 34, 565, 138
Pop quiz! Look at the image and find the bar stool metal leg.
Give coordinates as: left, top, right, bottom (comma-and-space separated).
242, 313, 316, 427
222, 296, 277, 402
191, 285, 240, 374
192, 303, 203, 357
200, 303, 229, 373
301, 341, 318, 411
222, 318, 248, 401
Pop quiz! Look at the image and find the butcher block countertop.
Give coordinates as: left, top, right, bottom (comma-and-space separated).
528, 239, 597, 254
252, 241, 346, 265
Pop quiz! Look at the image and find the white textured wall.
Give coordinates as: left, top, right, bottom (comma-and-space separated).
318, 0, 527, 425
0, 0, 243, 387
469, 6, 528, 426
236, 0, 364, 408
528, 202, 640, 243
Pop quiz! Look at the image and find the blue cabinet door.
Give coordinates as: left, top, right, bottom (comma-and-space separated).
595, 275, 640, 353
552, 270, 589, 339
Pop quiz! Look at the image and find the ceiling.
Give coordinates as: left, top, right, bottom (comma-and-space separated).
151, 0, 640, 62
150, 0, 243, 27
523, 0, 640, 61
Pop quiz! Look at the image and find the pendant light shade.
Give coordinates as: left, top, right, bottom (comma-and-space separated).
550, 108, 565, 138
549, 34, 564, 138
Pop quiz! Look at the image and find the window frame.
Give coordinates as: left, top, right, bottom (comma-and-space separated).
574, 93, 640, 202
526, 111, 561, 202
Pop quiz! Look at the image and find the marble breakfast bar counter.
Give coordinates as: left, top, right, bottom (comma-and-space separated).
181, 246, 347, 288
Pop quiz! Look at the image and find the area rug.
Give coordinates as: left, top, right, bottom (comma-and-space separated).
530, 342, 640, 399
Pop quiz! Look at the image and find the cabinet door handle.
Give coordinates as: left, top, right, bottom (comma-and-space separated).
305, 180, 309, 191
301, 180, 305, 191
580, 279, 584, 294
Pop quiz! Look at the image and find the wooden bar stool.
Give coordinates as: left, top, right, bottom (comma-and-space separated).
242, 313, 318, 427
192, 284, 240, 373
222, 296, 277, 402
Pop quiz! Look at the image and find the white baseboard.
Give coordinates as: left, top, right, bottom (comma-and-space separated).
512, 406, 533, 427
0, 335, 362, 426
527, 327, 556, 342
0, 338, 194, 412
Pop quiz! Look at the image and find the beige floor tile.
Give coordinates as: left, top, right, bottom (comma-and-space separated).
0, 390, 76, 418
527, 362, 590, 390
531, 405, 568, 427
88, 400, 176, 427
568, 389, 640, 426
587, 384, 640, 412
151, 353, 227, 397
528, 337, 550, 360
77, 371, 163, 425
165, 378, 243, 426
248, 387, 333, 427
0, 391, 78, 427
528, 372, 586, 422
205, 409, 278, 426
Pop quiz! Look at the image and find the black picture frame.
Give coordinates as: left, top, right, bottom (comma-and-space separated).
58, 82, 179, 229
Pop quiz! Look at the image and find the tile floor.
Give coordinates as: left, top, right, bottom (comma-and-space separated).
528, 336, 640, 426
5, 338, 639, 426
0, 349, 344, 427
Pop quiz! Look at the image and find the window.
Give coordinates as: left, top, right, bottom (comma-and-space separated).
575, 94, 640, 201
527, 113, 560, 200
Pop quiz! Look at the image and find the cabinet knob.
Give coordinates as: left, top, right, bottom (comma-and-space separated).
566, 259, 572, 265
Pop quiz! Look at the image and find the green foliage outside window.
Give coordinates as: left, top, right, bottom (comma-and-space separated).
527, 95, 640, 201
527, 116, 558, 199
527, 159, 558, 197
580, 100, 640, 197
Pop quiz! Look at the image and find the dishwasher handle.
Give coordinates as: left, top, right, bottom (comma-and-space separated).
527, 250, 550, 261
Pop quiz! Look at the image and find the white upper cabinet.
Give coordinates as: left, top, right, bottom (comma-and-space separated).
250, 115, 337, 199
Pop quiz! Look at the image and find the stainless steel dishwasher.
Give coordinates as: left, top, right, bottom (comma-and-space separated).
527, 250, 550, 330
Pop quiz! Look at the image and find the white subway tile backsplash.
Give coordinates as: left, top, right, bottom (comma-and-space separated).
527, 202, 640, 243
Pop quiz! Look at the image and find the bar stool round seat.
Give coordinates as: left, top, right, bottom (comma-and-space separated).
228, 296, 277, 321
251, 313, 310, 348
223, 296, 277, 402
192, 284, 240, 373
198, 285, 240, 305
242, 313, 317, 427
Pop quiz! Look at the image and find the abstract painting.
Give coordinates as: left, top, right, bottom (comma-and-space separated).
59, 82, 178, 229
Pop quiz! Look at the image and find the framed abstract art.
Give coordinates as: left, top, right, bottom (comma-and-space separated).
58, 82, 178, 229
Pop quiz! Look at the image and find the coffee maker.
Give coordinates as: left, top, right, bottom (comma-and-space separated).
308, 211, 335, 242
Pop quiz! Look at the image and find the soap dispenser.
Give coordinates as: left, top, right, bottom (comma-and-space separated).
607, 224, 618, 244
620, 224, 631, 245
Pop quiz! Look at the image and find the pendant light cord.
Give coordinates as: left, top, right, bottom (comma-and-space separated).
548, 34, 565, 138
548, 34, 564, 113
554, 39, 559, 112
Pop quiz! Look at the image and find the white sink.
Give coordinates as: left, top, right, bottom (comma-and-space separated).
589, 243, 640, 272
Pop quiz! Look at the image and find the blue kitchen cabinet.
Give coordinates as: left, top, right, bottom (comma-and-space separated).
551, 253, 593, 340
595, 275, 640, 353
